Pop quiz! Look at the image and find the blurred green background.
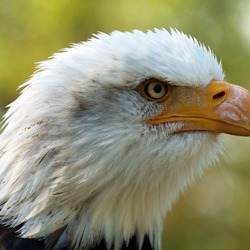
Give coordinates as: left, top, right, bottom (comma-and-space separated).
1, 0, 250, 249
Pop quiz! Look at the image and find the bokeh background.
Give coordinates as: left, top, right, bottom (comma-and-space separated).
1, 0, 250, 249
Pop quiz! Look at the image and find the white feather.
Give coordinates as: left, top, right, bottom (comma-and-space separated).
0, 28, 224, 249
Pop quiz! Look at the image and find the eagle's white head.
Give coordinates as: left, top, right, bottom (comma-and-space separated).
0, 29, 250, 250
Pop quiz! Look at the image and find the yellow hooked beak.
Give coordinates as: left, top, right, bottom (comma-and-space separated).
148, 80, 250, 136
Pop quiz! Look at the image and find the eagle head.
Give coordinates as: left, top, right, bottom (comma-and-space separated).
0, 29, 250, 249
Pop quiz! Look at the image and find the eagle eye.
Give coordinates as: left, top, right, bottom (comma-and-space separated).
141, 79, 170, 102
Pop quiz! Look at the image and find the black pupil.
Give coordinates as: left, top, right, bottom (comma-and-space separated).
153, 84, 162, 93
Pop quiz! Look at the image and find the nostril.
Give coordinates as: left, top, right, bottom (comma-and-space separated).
213, 91, 226, 100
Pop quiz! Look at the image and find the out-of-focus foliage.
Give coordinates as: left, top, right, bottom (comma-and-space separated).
1, 0, 250, 249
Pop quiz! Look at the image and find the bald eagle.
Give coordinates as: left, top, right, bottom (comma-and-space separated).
0, 29, 250, 250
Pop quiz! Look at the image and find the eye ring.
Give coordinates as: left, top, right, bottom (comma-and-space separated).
140, 78, 170, 102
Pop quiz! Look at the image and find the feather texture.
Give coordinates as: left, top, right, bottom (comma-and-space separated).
0, 29, 224, 249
